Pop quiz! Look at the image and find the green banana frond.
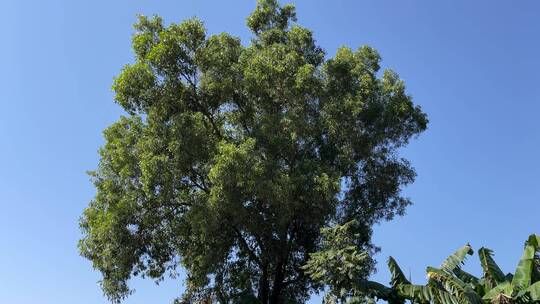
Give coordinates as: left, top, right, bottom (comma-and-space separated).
432, 289, 462, 304
427, 267, 482, 304
388, 256, 410, 287
478, 247, 506, 287
454, 268, 480, 285
516, 280, 540, 302
527, 234, 540, 248
453, 268, 483, 295
532, 254, 540, 284
353, 280, 393, 301
526, 234, 540, 284
441, 244, 474, 273
482, 281, 513, 301
511, 237, 538, 291
396, 284, 433, 303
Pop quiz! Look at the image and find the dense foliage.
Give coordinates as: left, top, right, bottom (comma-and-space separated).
307, 233, 540, 304
78, 1, 427, 303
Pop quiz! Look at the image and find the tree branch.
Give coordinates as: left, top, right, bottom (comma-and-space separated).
232, 226, 263, 268
188, 168, 210, 194
182, 71, 223, 139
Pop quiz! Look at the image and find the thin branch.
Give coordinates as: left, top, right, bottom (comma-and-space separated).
188, 168, 210, 194
182, 70, 223, 139
232, 226, 263, 268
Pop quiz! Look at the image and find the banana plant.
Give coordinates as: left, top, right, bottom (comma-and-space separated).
481, 235, 540, 304
345, 234, 540, 304
395, 244, 481, 304
345, 244, 478, 304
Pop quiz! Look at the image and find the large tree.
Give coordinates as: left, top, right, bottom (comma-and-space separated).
79, 1, 428, 303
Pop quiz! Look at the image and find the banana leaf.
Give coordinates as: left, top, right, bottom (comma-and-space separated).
441, 244, 474, 273
516, 280, 540, 302
478, 247, 506, 287
388, 256, 410, 287
396, 283, 433, 303
482, 281, 512, 301
427, 267, 482, 304
511, 238, 537, 291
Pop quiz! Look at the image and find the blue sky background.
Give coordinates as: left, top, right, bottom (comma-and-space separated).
1, 0, 539, 303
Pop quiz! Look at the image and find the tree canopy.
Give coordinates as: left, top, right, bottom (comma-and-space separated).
78, 1, 428, 303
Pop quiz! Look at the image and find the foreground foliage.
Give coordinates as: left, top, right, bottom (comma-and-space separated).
307, 232, 540, 304
78, 0, 427, 303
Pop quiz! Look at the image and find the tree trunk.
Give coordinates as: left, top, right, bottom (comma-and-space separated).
269, 260, 284, 304
259, 265, 269, 304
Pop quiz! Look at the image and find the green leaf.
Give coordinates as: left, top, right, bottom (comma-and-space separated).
511, 240, 537, 291
453, 268, 480, 288
427, 267, 482, 304
516, 280, 540, 301
433, 289, 461, 304
478, 247, 506, 288
440, 244, 473, 273
396, 284, 433, 303
482, 281, 512, 301
388, 256, 410, 287
353, 280, 393, 300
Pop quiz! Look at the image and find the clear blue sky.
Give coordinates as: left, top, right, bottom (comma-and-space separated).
1, 0, 539, 303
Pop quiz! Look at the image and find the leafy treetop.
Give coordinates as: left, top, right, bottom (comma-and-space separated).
79, 0, 428, 303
